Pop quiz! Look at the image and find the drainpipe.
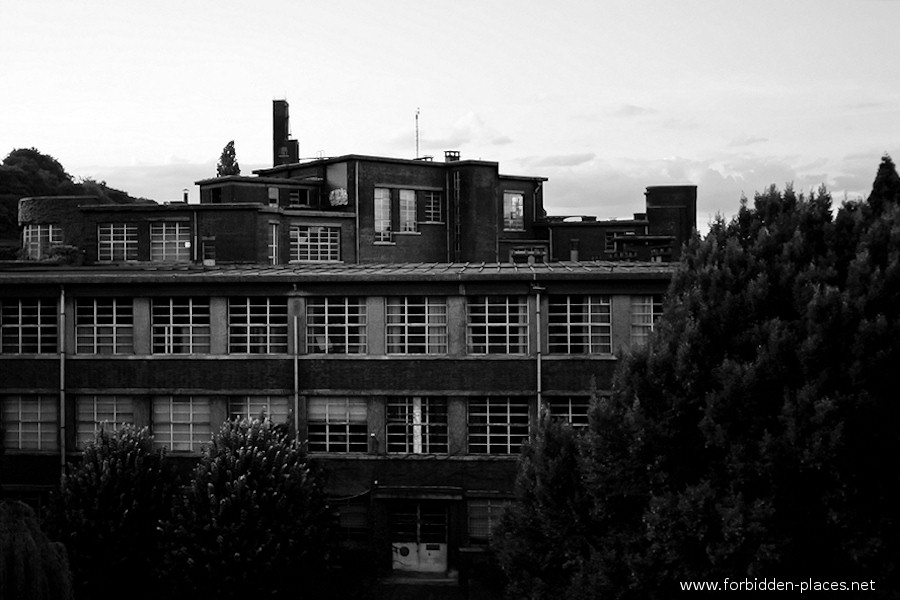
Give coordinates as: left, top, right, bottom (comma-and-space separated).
293, 314, 300, 442
532, 280, 545, 415
58, 285, 67, 474
354, 161, 360, 263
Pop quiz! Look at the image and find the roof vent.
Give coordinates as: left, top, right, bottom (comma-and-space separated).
444, 150, 460, 162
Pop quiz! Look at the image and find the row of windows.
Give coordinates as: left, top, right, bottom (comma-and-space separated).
374, 188, 443, 243
0, 295, 663, 355
0, 395, 590, 454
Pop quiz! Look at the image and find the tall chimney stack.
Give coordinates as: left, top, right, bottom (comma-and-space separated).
273, 100, 300, 166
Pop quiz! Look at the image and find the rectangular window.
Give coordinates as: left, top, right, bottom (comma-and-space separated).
630, 295, 664, 347
227, 297, 289, 354
1, 395, 58, 451
228, 396, 290, 424
546, 396, 591, 428
503, 192, 524, 231
386, 397, 448, 454
75, 299, 134, 354
374, 188, 392, 242
386, 296, 447, 355
466, 296, 528, 354
152, 396, 211, 452
307, 397, 367, 453
22, 224, 62, 260
151, 298, 211, 354
335, 502, 369, 541
150, 221, 191, 262
269, 223, 280, 265
306, 297, 367, 354
548, 295, 612, 354
97, 223, 138, 262
76, 395, 134, 448
290, 225, 340, 262
0, 299, 57, 354
468, 499, 511, 543
467, 396, 530, 454
424, 191, 442, 223
399, 189, 417, 232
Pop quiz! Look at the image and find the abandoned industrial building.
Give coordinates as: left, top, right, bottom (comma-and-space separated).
0, 101, 696, 580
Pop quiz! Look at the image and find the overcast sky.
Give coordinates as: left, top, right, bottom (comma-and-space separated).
3, 0, 899, 231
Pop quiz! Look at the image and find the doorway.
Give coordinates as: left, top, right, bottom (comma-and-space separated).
390, 501, 448, 573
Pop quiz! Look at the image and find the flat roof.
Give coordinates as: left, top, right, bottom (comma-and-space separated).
0, 260, 676, 285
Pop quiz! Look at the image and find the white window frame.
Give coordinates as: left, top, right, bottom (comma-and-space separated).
386, 397, 448, 454
151, 298, 211, 354
374, 188, 392, 242
546, 396, 591, 428
548, 295, 612, 354
386, 296, 448, 355
97, 223, 138, 262
466, 296, 528, 355
228, 395, 290, 424
0, 298, 57, 354
630, 295, 664, 347
22, 224, 62, 260
75, 298, 134, 355
227, 297, 289, 354
268, 223, 280, 265
1, 395, 58, 451
306, 297, 367, 354
290, 225, 341, 262
467, 396, 530, 455
502, 192, 524, 231
150, 221, 191, 262
307, 397, 368, 453
152, 396, 211, 452
424, 191, 442, 223
399, 189, 417, 233
76, 395, 135, 448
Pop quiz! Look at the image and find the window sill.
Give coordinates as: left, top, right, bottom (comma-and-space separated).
374, 241, 396, 246
394, 231, 421, 236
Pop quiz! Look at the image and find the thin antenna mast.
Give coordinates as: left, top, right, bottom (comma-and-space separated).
415, 107, 420, 158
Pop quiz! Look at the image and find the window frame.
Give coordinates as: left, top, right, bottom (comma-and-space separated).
75, 298, 134, 355
290, 224, 341, 262
149, 221, 191, 262
306, 297, 367, 354
467, 396, 530, 455
227, 297, 289, 354
398, 189, 417, 233
423, 191, 442, 223
374, 188, 392, 243
151, 297, 211, 354
502, 192, 525, 231
545, 396, 591, 428
75, 395, 135, 448
97, 223, 138, 262
22, 224, 62, 260
386, 396, 448, 454
385, 296, 448, 355
1, 394, 58, 451
548, 295, 612, 354
152, 395, 211, 453
468, 498, 511, 543
228, 395, 290, 424
466, 295, 528, 355
307, 397, 368, 453
630, 294, 664, 347
0, 298, 58, 354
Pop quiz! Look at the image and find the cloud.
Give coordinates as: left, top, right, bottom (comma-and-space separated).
386, 112, 513, 156
518, 153, 596, 168
729, 135, 769, 147
610, 104, 657, 118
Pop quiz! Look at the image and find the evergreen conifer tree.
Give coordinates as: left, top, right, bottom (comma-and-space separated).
216, 140, 240, 176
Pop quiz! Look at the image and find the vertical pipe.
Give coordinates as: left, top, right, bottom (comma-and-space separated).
354, 161, 360, 264
293, 314, 300, 442
58, 285, 66, 473
533, 282, 544, 416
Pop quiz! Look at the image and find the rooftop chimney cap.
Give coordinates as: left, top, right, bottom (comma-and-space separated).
444, 150, 460, 162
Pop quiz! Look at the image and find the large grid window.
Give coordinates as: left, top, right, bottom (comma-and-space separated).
290, 225, 340, 262
97, 223, 138, 262
306, 297, 367, 354
151, 298, 211, 354
229, 396, 290, 424
468, 396, 530, 454
424, 191, 442, 222
374, 188, 392, 242
503, 192, 524, 231
399, 189, 417, 232
152, 396, 211, 452
1, 395, 58, 451
386, 296, 447, 354
76, 395, 135, 448
268, 223, 280, 265
22, 224, 62, 260
228, 297, 289, 354
386, 397, 448, 454
0, 299, 57, 354
307, 397, 368, 453
548, 295, 612, 354
631, 295, 664, 347
546, 396, 591, 428
468, 499, 511, 543
75, 299, 134, 354
150, 221, 191, 262
466, 296, 528, 354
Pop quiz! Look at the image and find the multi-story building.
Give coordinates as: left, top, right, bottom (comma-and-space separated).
1, 100, 694, 582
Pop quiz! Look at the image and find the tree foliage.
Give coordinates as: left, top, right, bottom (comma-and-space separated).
498, 156, 900, 599
164, 418, 333, 600
216, 140, 240, 176
44, 426, 180, 600
0, 501, 73, 600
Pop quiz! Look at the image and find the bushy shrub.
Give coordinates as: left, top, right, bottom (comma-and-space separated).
0, 500, 73, 600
